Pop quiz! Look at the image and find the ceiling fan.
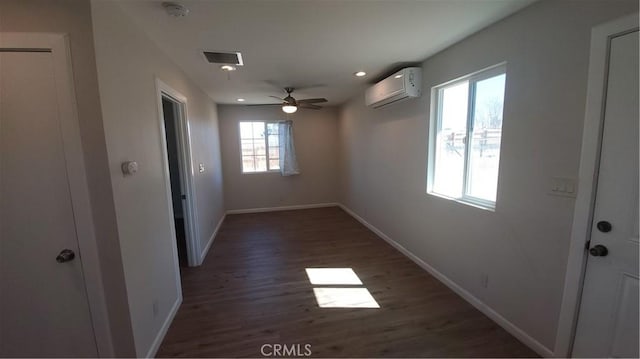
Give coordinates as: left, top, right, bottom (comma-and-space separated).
263, 87, 328, 114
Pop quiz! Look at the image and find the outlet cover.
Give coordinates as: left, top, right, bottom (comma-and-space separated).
548, 177, 577, 198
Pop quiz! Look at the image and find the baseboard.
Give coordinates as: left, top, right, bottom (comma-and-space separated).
199, 213, 226, 264
226, 202, 339, 215
337, 203, 553, 358
145, 293, 182, 358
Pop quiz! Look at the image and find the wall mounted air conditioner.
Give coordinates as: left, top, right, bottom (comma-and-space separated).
365, 67, 422, 108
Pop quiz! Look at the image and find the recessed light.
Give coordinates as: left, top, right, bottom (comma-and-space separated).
354, 71, 367, 77
394, 74, 403, 79
236, 98, 245, 102
220, 65, 236, 71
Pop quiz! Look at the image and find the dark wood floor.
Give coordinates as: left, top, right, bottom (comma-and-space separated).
157, 207, 537, 358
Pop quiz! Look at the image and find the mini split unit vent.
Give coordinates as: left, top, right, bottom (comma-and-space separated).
202, 51, 244, 66
365, 67, 422, 108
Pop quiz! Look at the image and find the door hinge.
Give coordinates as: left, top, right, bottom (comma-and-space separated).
585, 240, 591, 250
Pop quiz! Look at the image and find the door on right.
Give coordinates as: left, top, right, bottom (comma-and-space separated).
572, 29, 639, 358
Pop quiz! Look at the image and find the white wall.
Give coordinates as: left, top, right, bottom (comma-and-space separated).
0, 0, 135, 356
219, 105, 340, 211
338, 0, 638, 354
91, 1, 225, 356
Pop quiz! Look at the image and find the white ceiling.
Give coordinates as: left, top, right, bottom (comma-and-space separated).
116, 0, 536, 106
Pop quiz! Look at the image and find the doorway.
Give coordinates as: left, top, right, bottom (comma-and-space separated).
0, 34, 102, 356
162, 97, 188, 267
554, 14, 639, 358
571, 27, 638, 358
156, 80, 200, 268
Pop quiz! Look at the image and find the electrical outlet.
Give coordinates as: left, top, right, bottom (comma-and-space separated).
481, 273, 489, 288
152, 300, 159, 318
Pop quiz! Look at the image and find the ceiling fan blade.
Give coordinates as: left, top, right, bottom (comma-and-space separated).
297, 98, 328, 104
269, 95, 285, 101
247, 103, 282, 106
299, 103, 322, 110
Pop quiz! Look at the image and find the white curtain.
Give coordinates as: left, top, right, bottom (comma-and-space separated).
278, 120, 300, 176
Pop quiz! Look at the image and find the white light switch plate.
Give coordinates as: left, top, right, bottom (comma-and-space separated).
198, 163, 205, 173
548, 177, 577, 198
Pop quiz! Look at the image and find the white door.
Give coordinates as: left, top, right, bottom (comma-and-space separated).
572, 29, 639, 358
0, 50, 98, 356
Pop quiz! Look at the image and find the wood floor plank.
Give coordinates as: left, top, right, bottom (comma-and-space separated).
157, 207, 538, 358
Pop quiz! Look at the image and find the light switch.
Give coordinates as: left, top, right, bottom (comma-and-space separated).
549, 177, 577, 198
198, 163, 205, 173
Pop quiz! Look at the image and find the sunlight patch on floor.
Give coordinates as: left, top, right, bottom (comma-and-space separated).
312, 287, 380, 308
305, 268, 363, 285
305, 267, 380, 309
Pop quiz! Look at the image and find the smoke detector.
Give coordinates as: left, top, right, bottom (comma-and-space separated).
162, 2, 189, 17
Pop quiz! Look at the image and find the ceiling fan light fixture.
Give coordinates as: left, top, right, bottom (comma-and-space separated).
282, 105, 298, 114
162, 2, 189, 17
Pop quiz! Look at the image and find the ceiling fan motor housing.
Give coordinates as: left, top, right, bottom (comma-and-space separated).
283, 95, 297, 105
162, 2, 189, 17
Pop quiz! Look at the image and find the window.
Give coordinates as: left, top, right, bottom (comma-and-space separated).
240, 121, 279, 173
427, 64, 506, 209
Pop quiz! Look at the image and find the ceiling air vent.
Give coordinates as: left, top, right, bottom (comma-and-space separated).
202, 51, 243, 66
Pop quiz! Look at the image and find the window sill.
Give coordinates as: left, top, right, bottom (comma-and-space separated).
241, 170, 281, 175
427, 191, 495, 212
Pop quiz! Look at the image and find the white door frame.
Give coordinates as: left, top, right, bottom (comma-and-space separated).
155, 79, 201, 267
554, 13, 639, 357
0, 33, 113, 356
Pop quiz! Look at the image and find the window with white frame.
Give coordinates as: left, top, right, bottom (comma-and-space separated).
427, 64, 506, 209
240, 121, 280, 173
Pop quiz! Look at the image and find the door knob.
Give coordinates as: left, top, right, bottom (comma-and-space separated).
56, 249, 75, 263
589, 244, 608, 257
596, 221, 612, 233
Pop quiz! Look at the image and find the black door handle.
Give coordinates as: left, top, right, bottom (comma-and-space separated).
56, 249, 75, 263
596, 221, 612, 233
589, 245, 608, 257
